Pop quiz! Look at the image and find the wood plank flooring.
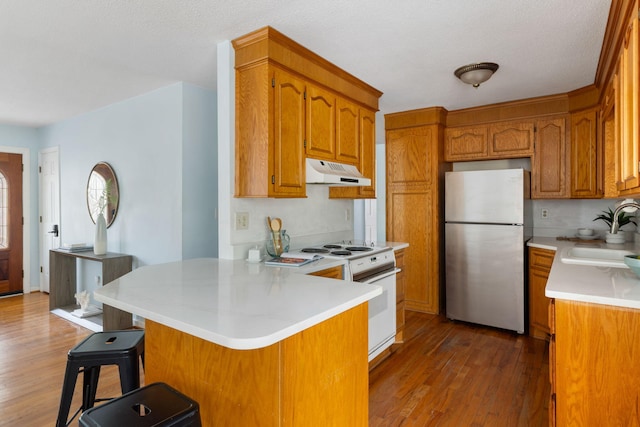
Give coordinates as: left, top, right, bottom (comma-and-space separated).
0, 292, 128, 426
1, 292, 548, 426
369, 310, 550, 426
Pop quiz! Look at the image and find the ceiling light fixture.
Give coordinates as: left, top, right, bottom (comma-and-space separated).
454, 62, 499, 88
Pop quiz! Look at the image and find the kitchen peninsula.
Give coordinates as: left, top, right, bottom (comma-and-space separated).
94, 258, 381, 426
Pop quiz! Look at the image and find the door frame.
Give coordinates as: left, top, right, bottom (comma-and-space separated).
0, 146, 30, 294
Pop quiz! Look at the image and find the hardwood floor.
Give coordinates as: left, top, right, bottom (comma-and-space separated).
369, 310, 550, 426
1, 292, 548, 426
0, 292, 128, 426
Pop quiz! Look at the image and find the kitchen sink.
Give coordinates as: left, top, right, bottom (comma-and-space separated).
559, 246, 635, 268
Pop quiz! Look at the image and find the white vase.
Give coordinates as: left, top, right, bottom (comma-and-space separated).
94, 212, 107, 255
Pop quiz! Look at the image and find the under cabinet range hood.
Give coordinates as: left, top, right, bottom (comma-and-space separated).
305, 158, 371, 186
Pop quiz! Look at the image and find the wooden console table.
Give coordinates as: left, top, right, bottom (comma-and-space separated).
49, 249, 133, 330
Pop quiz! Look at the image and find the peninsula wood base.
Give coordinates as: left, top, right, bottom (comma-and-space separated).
145, 303, 369, 426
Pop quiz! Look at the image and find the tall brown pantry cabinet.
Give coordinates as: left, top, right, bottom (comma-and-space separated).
385, 108, 449, 314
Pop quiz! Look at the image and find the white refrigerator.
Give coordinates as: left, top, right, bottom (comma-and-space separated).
444, 169, 532, 333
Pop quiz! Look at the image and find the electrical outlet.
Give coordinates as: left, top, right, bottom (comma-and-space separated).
235, 212, 249, 230
541, 208, 549, 219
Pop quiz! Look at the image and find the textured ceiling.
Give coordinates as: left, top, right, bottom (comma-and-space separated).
0, 0, 611, 127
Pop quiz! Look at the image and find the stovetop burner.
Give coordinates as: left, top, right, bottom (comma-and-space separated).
345, 246, 373, 252
323, 244, 343, 249
330, 250, 352, 256
300, 248, 330, 254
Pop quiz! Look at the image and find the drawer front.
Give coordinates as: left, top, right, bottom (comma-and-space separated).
530, 248, 555, 270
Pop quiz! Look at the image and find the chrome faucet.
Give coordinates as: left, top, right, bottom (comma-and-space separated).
610, 201, 640, 233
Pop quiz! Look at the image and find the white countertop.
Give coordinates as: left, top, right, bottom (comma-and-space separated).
528, 237, 640, 309
94, 258, 382, 350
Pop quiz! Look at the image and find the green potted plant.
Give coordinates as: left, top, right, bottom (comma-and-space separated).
593, 208, 638, 243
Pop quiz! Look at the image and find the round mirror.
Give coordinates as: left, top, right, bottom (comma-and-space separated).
86, 162, 119, 228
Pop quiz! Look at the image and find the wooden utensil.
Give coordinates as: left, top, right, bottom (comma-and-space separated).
270, 218, 282, 254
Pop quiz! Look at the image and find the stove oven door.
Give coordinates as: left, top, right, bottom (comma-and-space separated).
355, 268, 399, 361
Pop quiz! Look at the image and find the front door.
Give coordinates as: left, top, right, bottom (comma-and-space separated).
0, 153, 22, 296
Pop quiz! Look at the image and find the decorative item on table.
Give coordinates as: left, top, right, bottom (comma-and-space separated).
71, 290, 102, 318
593, 205, 638, 244
624, 255, 640, 278
87, 162, 119, 255
266, 217, 290, 256
59, 243, 93, 253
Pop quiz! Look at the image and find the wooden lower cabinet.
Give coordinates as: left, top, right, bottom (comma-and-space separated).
394, 248, 406, 343
528, 247, 555, 339
146, 304, 369, 426
551, 299, 640, 425
309, 265, 343, 279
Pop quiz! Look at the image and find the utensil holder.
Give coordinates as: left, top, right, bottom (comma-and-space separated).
266, 230, 290, 257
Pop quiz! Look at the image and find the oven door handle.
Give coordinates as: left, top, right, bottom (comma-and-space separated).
361, 268, 401, 284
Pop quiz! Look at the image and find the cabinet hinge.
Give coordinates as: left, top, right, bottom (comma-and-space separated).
40, 266, 43, 273
39, 215, 42, 223
38, 166, 41, 173
272, 78, 275, 88
271, 175, 275, 184
304, 91, 306, 100
304, 139, 306, 148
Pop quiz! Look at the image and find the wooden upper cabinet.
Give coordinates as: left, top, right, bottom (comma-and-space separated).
387, 126, 435, 188
602, 79, 619, 198
444, 120, 533, 161
273, 68, 307, 197
235, 63, 306, 198
330, 107, 377, 199
335, 98, 360, 165
488, 121, 534, 157
444, 125, 488, 161
532, 117, 568, 198
305, 84, 336, 161
570, 109, 601, 198
615, 10, 640, 194
232, 26, 382, 199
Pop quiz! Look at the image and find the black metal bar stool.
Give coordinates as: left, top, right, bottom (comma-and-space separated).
55, 329, 145, 427
78, 382, 201, 426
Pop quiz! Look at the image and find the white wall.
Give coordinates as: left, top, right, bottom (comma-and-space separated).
39, 82, 217, 269
217, 41, 355, 260
182, 84, 218, 259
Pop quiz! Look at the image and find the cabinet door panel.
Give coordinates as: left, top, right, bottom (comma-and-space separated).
388, 191, 437, 313
306, 84, 336, 161
329, 107, 376, 199
570, 109, 600, 198
273, 68, 306, 196
444, 126, 488, 161
488, 121, 534, 157
617, 14, 640, 193
387, 127, 434, 187
336, 98, 360, 165
532, 117, 568, 198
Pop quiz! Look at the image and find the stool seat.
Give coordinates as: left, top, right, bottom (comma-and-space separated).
56, 329, 145, 427
79, 382, 201, 427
